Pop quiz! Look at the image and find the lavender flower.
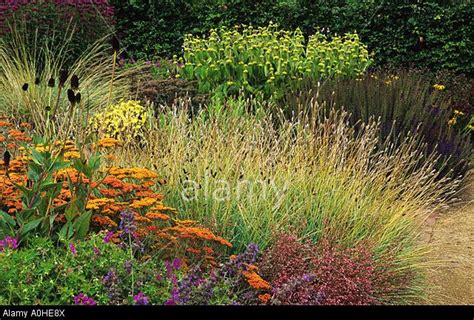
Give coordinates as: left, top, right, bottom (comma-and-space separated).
74, 293, 97, 306
103, 268, 122, 305
164, 286, 179, 305
172, 258, 182, 270
119, 210, 136, 237
133, 292, 149, 305
103, 231, 114, 243
118, 210, 144, 253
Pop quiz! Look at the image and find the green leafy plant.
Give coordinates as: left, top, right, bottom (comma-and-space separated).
0, 138, 101, 245
179, 23, 371, 98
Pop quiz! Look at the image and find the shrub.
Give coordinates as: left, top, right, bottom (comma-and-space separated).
110, 0, 196, 60
0, 0, 114, 64
277, 69, 472, 180
179, 23, 371, 98
111, 0, 473, 75
259, 234, 413, 305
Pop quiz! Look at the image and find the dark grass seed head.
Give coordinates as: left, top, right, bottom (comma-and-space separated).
59, 68, 69, 86
70, 75, 79, 90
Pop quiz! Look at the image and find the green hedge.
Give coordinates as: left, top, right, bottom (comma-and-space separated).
111, 0, 473, 75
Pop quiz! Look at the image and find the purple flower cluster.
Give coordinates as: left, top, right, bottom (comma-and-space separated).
221, 243, 259, 278
119, 210, 136, 237
167, 243, 260, 305
69, 243, 77, 256
0, 236, 18, 252
164, 259, 182, 305
103, 268, 122, 305
133, 292, 149, 305
103, 231, 114, 243
118, 210, 143, 253
73, 293, 97, 306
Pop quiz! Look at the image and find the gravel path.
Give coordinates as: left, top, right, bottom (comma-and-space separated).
425, 177, 473, 304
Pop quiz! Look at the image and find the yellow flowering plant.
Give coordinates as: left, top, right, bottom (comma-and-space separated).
90, 100, 151, 144
178, 23, 372, 98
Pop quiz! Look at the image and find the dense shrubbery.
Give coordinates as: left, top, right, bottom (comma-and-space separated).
111, 0, 473, 75
259, 234, 410, 305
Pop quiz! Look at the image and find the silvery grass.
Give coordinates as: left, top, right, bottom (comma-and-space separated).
0, 23, 140, 139
112, 97, 463, 303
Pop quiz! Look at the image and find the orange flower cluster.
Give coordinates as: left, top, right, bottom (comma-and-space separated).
242, 269, 271, 290
258, 293, 271, 303
163, 224, 232, 248
1, 116, 232, 260
96, 137, 121, 148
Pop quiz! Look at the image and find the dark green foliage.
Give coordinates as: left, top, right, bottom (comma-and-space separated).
111, 0, 196, 60
111, 0, 473, 75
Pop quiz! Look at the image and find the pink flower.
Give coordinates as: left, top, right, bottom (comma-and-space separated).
69, 243, 77, 256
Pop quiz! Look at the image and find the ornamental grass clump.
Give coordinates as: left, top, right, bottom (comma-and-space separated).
0, 23, 140, 139
179, 23, 371, 98
111, 98, 461, 303
278, 69, 472, 181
